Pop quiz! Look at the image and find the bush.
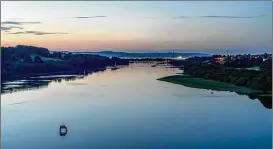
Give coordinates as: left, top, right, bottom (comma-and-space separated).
34, 56, 43, 64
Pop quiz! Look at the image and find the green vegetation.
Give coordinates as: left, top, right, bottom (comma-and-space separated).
158, 75, 263, 94
1, 45, 129, 82
183, 64, 272, 91
161, 56, 272, 108
30, 54, 63, 62
246, 66, 261, 71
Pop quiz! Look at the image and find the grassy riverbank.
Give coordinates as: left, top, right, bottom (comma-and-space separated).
157, 74, 264, 94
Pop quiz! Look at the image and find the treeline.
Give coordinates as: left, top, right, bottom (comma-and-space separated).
169, 56, 212, 66
184, 64, 272, 92
167, 54, 272, 91
170, 55, 272, 71
1, 45, 129, 81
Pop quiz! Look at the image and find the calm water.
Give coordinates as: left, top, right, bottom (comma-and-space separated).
1, 63, 272, 149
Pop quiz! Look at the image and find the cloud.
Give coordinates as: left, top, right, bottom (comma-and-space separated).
1, 21, 42, 25
71, 16, 107, 19
169, 15, 265, 19
8, 31, 68, 35
1, 26, 23, 31
199, 15, 263, 19
171, 16, 192, 19
9, 31, 25, 34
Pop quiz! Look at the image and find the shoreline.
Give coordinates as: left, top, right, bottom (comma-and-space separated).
1, 67, 108, 83
157, 74, 272, 109
157, 74, 266, 94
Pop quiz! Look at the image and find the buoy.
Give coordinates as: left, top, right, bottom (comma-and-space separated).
60, 122, 68, 136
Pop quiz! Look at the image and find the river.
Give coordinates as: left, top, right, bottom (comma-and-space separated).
1, 63, 272, 149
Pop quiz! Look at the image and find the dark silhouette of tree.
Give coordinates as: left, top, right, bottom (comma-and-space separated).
63, 52, 73, 60
260, 58, 272, 70
16, 45, 49, 56
34, 56, 43, 64
23, 54, 33, 63
52, 52, 63, 59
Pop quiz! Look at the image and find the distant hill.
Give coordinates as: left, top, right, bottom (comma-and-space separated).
69, 51, 211, 58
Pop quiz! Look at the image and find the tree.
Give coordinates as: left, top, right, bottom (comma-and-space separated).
34, 56, 43, 64
260, 58, 272, 70
23, 54, 33, 63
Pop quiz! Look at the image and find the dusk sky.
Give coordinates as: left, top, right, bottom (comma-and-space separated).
1, 1, 272, 54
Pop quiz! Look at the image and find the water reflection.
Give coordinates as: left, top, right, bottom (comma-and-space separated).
1, 73, 89, 94
247, 93, 272, 109
1, 63, 271, 149
1, 80, 51, 94
1, 67, 124, 95
1, 64, 271, 109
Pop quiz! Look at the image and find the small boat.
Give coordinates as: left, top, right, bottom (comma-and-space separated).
59, 122, 68, 136
211, 92, 214, 94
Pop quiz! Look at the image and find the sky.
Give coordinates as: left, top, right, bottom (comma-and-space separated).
1, 1, 272, 54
